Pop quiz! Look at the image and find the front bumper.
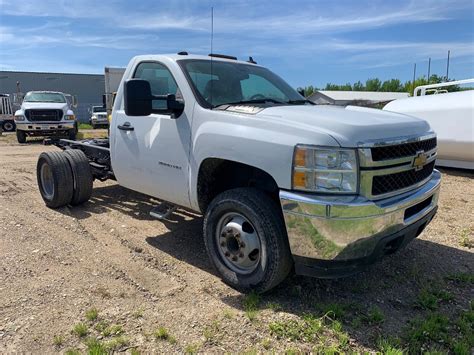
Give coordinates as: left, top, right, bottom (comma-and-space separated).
91, 119, 109, 125
16, 121, 75, 135
280, 170, 441, 277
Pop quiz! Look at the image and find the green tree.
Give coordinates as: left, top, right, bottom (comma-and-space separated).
381, 79, 402, 92
365, 78, 382, 91
352, 81, 365, 91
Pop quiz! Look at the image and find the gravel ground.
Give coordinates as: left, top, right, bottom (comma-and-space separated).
0, 135, 472, 353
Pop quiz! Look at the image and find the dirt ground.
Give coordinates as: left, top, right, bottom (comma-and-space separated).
0, 134, 473, 354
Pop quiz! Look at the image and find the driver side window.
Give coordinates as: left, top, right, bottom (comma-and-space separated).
134, 62, 179, 110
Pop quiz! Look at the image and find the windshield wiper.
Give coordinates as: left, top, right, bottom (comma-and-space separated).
287, 99, 313, 105
214, 98, 286, 108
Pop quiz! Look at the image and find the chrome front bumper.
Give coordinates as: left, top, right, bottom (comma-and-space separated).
280, 170, 441, 264
16, 121, 75, 131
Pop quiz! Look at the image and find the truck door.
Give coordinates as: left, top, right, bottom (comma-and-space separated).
111, 61, 192, 208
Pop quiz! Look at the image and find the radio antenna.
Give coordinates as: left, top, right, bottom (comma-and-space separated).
210, 6, 214, 109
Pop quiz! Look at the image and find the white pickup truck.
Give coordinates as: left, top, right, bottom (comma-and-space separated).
36, 53, 441, 293
14, 91, 78, 143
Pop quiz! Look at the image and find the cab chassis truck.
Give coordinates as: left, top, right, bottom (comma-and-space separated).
37, 53, 440, 293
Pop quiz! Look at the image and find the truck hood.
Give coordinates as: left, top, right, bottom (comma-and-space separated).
21, 102, 69, 111
256, 105, 431, 147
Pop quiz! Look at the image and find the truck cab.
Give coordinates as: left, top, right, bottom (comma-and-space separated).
14, 91, 77, 143
89, 105, 108, 129
36, 53, 441, 293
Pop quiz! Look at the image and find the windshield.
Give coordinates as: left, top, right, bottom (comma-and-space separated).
92, 106, 106, 113
24, 92, 66, 103
179, 59, 306, 108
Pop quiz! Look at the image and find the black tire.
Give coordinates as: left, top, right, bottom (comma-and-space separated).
2, 121, 16, 132
63, 149, 93, 205
203, 188, 293, 293
68, 128, 77, 140
16, 130, 26, 143
91, 123, 96, 129
37, 151, 74, 208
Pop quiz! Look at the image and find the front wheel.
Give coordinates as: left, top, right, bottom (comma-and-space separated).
203, 188, 293, 293
2, 121, 16, 132
16, 130, 26, 143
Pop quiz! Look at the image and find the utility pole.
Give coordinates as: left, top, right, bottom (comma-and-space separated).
427, 57, 431, 83
412, 63, 417, 95
446, 50, 450, 81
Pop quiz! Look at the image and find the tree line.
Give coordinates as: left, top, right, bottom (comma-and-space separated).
298, 75, 462, 97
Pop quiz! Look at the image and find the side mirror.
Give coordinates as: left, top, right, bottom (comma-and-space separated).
124, 79, 152, 116
72, 95, 78, 108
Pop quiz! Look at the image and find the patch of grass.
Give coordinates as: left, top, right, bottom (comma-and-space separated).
153, 326, 176, 344
184, 343, 201, 354
133, 308, 144, 319
53, 335, 64, 346
377, 337, 404, 355
315, 302, 348, 320
266, 302, 282, 312
105, 335, 130, 350
446, 272, 474, 284
261, 338, 272, 350
203, 320, 221, 345
72, 322, 88, 337
85, 307, 99, 321
223, 309, 235, 319
269, 314, 323, 342
78, 123, 93, 130
363, 306, 384, 325
243, 292, 261, 321
404, 313, 450, 353
415, 287, 454, 310
94, 320, 109, 334
65, 349, 81, 355
102, 324, 123, 337
459, 228, 473, 248
85, 337, 107, 355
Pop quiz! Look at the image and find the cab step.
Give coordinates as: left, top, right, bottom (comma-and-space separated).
149, 203, 177, 220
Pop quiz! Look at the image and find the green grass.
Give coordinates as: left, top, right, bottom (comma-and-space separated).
404, 313, 450, 353
105, 335, 130, 350
269, 315, 323, 342
154, 326, 176, 344
85, 337, 107, 355
415, 287, 454, 310
243, 292, 261, 321
446, 272, 474, 284
223, 309, 235, 319
315, 302, 348, 320
65, 349, 81, 355
53, 335, 64, 346
72, 322, 88, 337
459, 228, 473, 248
85, 307, 99, 321
78, 123, 93, 130
184, 343, 201, 354
363, 306, 385, 325
133, 308, 144, 319
203, 320, 221, 345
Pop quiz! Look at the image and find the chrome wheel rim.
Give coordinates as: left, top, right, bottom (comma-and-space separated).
3, 122, 13, 131
216, 212, 261, 274
40, 163, 54, 199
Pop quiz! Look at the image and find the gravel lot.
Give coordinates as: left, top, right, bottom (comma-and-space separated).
0, 134, 472, 353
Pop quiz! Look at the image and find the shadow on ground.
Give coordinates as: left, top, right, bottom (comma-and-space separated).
60, 182, 473, 351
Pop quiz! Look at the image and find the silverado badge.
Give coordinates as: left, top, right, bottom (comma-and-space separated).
413, 151, 428, 171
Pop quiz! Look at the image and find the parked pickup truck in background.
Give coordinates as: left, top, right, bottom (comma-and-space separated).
0, 94, 16, 132
15, 91, 78, 143
36, 53, 441, 293
89, 105, 108, 129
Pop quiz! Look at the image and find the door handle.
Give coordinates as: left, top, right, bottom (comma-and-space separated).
118, 122, 134, 131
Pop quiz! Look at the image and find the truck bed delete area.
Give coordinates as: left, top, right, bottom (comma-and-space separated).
0, 136, 473, 353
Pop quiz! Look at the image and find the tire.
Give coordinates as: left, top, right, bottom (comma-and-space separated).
2, 121, 16, 132
16, 130, 26, 143
91, 123, 96, 129
68, 128, 77, 140
203, 188, 293, 293
36, 151, 74, 208
63, 149, 93, 205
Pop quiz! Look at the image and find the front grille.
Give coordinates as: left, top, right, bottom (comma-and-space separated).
25, 109, 63, 122
372, 161, 435, 196
371, 137, 437, 161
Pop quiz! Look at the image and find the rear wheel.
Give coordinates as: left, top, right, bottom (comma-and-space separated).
63, 149, 93, 205
203, 188, 293, 293
37, 151, 74, 208
2, 121, 15, 132
16, 130, 26, 143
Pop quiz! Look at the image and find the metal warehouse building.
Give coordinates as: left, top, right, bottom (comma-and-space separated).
0, 71, 105, 122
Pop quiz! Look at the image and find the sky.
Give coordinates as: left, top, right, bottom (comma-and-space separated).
0, 0, 473, 88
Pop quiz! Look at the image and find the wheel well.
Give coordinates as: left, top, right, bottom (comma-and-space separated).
197, 158, 279, 213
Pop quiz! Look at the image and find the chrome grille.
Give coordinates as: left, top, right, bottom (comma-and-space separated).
372, 161, 435, 196
25, 109, 63, 122
371, 137, 437, 161
359, 134, 437, 199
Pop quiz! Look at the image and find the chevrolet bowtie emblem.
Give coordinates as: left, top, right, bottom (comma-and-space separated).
413, 151, 428, 170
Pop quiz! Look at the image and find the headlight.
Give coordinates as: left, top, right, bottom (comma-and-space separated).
14, 115, 26, 121
64, 114, 75, 120
292, 145, 358, 193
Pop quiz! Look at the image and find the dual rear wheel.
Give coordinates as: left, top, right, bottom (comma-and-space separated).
37, 150, 93, 208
